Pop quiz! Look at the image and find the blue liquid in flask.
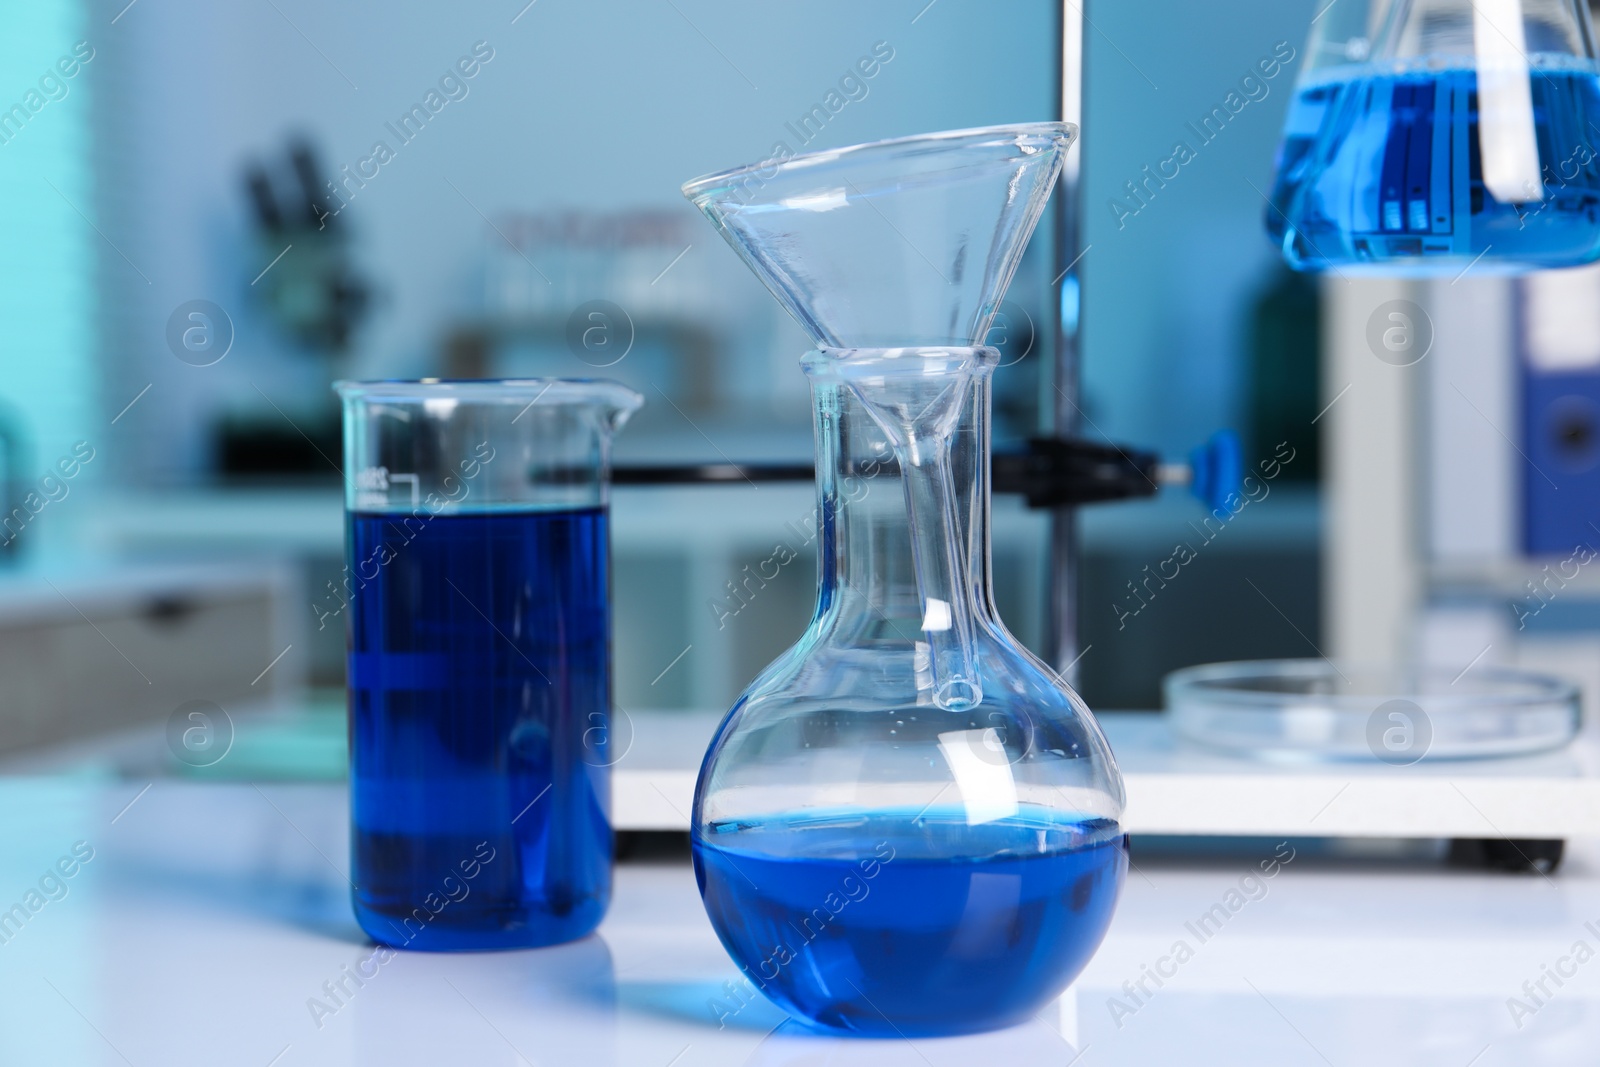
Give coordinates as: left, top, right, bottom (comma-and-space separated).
692, 807, 1127, 1036
347, 507, 612, 950
1268, 62, 1600, 272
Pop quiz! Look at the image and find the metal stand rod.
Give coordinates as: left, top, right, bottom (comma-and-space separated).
1049, 0, 1087, 680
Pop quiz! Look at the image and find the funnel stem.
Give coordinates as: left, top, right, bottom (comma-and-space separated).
831, 348, 991, 711
896, 432, 983, 711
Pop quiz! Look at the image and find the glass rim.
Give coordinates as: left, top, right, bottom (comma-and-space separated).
1165, 658, 1580, 710
334, 377, 643, 411
680, 121, 1078, 203
802, 345, 1001, 379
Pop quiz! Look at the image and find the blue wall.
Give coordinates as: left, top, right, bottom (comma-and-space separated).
93, 0, 1058, 481
0, 4, 96, 474
60, 0, 1317, 480
1080, 0, 1318, 457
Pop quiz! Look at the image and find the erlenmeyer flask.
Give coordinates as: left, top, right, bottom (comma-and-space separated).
682, 126, 1126, 1036
1267, 0, 1600, 272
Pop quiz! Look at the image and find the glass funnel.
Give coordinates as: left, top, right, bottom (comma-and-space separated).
335, 378, 640, 950
682, 126, 1126, 1037
1266, 0, 1600, 272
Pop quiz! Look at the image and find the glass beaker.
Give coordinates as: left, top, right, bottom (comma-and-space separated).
335, 378, 640, 950
1267, 0, 1600, 272
682, 125, 1126, 1036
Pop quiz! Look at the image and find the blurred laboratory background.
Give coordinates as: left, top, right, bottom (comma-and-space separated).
8, 0, 1596, 773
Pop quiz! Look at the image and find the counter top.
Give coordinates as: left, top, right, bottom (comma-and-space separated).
1, 778, 1597, 1064
617, 710, 1600, 840
16, 705, 1600, 842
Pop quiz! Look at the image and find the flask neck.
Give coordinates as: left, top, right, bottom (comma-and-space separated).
807, 365, 997, 647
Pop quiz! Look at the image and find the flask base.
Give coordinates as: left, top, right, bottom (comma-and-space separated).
692, 807, 1126, 1036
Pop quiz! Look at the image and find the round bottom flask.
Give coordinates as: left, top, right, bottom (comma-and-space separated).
691, 348, 1126, 1036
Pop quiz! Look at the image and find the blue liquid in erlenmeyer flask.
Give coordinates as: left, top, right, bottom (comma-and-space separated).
347, 507, 612, 950
1268, 62, 1600, 272
692, 807, 1126, 1036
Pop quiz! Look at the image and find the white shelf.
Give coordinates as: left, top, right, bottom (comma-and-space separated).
615, 710, 1600, 838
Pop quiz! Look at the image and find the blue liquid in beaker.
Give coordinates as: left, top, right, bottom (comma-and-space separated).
347, 507, 612, 950
692, 807, 1126, 1036
1268, 62, 1600, 272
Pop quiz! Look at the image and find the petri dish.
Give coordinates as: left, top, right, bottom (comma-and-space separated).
1164, 659, 1581, 762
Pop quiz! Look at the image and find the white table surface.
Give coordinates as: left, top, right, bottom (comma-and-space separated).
1, 777, 1598, 1065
